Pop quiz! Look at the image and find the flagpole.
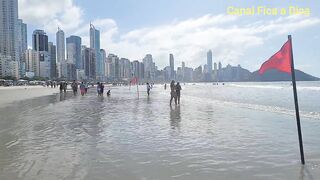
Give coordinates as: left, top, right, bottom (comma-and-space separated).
288, 35, 305, 165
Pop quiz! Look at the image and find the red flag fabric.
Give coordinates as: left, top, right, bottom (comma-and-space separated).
259, 40, 292, 75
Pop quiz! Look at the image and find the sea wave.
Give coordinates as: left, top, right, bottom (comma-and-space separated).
182, 94, 320, 120
228, 84, 320, 91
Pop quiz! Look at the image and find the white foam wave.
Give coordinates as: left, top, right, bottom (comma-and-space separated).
228, 84, 320, 91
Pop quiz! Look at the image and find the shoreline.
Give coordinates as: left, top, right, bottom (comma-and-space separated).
0, 86, 59, 108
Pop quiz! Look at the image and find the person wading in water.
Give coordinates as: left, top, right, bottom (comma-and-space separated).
170, 80, 177, 106
71, 80, 78, 95
146, 82, 151, 96
80, 82, 86, 96
175, 82, 182, 105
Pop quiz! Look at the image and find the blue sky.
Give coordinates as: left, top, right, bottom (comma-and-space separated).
19, 0, 320, 77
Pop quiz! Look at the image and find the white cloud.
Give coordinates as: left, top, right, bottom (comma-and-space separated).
18, 0, 320, 70
19, 0, 83, 33
91, 15, 320, 69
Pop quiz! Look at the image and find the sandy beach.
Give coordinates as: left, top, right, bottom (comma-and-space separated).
0, 86, 59, 108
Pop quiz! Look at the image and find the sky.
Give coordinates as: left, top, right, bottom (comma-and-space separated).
18, 0, 320, 77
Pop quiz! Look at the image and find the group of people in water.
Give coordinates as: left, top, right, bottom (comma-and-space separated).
58, 80, 182, 105
169, 80, 182, 106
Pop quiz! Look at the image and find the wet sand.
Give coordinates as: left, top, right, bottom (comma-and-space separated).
0, 83, 319, 180
0, 86, 59, 108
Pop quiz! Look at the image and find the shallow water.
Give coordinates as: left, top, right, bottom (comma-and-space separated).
0, 82, 319, 180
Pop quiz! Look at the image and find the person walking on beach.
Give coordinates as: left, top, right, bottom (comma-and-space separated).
100, 83, 105, 96
164, 83, 167, 90
97, 82, 101, 96
59, 82, 63, 93
63, 82, 67, 92
175, 82, 182, 104
84, 82, 88, 94
71, 80, 78, 95
170, 80, 177, 106
80, 82, 86, 96
146, 82, 151, 96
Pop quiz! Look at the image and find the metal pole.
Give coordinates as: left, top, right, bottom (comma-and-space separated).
288, 35, 305, 165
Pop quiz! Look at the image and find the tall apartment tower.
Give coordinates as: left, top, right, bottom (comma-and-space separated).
169, 54, 174, 80
0, 0, 19, 61
32, 30, 48, 52
207, 50, 213, 81
56, 27, 65, 78
90, 23, 103, 80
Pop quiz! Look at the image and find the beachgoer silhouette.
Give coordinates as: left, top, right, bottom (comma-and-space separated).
170, 80, 177, 105
59, 82, 63, 92
147, 82, 151, 96
97, 82, 101, 96
175, 82, 182, 104
100, 83, 104, 96
71, 80, 78, 95
80, 82, 85, 96
63, 82, 67, 92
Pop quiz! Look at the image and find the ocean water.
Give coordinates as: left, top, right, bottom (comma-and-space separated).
0, 82, 319, 180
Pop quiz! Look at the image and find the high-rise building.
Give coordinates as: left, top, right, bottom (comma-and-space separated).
48, 42, 56, 79
214, 62, 217, 72
25, 49, 39, 77
0, 54, 18, 78
184, 67, 193, 82
207, 50, 213, 81
194, 65, 203, 82
66, 36, 81, 68
39, 51, 51, 78
56, 27, 65, 78
106, 54, 119, 81
131, 60, 139, 79
82, 46, 95, 80
31, 29, 50, 79
143, 54, 155, 81
0, 0, 19, 62
32, 30, 48, 52
90, 24, 103, 79
182, 62, 185, 81
119, 58, 131, 79
139, 62, 144, 80
100, 49, 106, 79
17, 19, 27, 77
169, 54, 175, 80
218, 62, 222, 70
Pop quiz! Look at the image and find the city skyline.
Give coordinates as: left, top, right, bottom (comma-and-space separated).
18, 0, 320, 77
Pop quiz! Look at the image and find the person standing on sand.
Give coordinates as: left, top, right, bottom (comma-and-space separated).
170, 80, 177, 106
80, 82, 86, 96
164, 84, 167, 90
175, 82, 182, 104
146, 82, 151, 96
